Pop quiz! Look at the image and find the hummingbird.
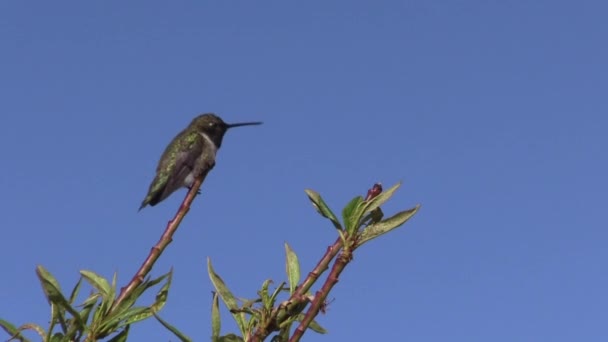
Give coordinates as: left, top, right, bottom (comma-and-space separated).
139, 113, 262, 210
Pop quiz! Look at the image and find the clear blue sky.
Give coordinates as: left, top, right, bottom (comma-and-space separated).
1, 1, 606, 341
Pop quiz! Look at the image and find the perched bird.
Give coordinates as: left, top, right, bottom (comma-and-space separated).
139, 113, 262, 210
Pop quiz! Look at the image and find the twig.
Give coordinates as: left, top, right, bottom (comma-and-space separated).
109, 171, 209, 313
289, 183, 382, 342
289, 248, 351, 342
294, 237, 342, 298
250, 236, 343, 342
291, 184, 381, 301
250, 183, 384, 342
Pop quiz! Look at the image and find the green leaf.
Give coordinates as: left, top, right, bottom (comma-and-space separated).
0, 319, 30, 342
98, 270, 172, 336
80, 293, 100, 324
357, 205, 420, 246
294, 314, 328, 334
100, 306, 152, 333
107, 326, 129, 342
277, 324, 291, 341
35, 265, 63, 297
284, 243, 301, 294
80, 270, 112, 299
293, 314, 327, 334
14, 323, 45, 341
150, 268, 172, 313
207, 258, 246, 336
304, 189, 342, 230
269, 282, 286, 307
258, 279, 272, 308
95, 277, 170, 338
360, 182, 401, 219
211, 292, 221, 340
68, 277, 83, 305
112, 272, 118, 291
49, 333, 65, 342
100, 303, 161, 333
342, 195, 363, 233
35, 266, 84, 330
81, 270, 113, 316
346, 182, 402, 234
307, 319, 328, 334
109, 271, 171, 318
154, 313, 193, 342
120, 307, 152, 325
49, 303, 66, 336
218, 334, 244, 342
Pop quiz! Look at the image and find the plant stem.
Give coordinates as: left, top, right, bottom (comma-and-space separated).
289, 247, 352, 342
110, 172, 208, 313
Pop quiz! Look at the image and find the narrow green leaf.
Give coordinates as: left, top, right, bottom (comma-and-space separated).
107, 326, 129, 342
81, 270, 114, 317
65, 310, 87, 342
68, 277, 83, 305
35, 266, 63, 294
112, 272, 118, 291
277, 324, 291, 341
98, 269, 171, 335
49, 333, 65, 342
78, 294, 99, 326
342, 196, 364, 233
360, 182, 401, 218
307, 319, 328, 334
119, 307, 151, 325
0, 319, 17, 336
258, 279, 272, 308
284, 243, 301, 294
150, 268, 172, 313
304, 189, 342, 230
35, 266, 84, 330
218, 334, 244, 342
110, 271, 170, 318
337, 229, 347, 245
15, 323, 45, 341
84, 293, 103, 334
0, 319, 30, 342
207, 258, 246, 336
246, 313, 259, 337
99, 306, 150, 333
211, 292, 221, 340
269, 282, 286, 306
154, 313, 193, 342
48, 303, 63, 335
100, 275, 171, 333
80, 270, 111, 298
294, 315, 328, 334
357, 205, 420, 246
345, 182, 402, 234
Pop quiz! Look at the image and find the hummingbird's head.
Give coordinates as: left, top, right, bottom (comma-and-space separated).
191, 113, 262, 148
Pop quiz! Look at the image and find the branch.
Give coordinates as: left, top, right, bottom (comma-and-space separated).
289, 248, 351, 342
291, 184, 380, 299
110, 170, 209, 312
289, 183, 382, 342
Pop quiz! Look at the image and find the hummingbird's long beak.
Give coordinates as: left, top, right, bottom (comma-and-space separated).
227, 121, 263, 129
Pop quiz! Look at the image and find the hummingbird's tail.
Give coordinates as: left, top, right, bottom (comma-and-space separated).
138, 190, 161, 211
138, 201, 148, 211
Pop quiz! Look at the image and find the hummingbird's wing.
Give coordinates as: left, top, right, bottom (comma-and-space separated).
139, 132, 204, 210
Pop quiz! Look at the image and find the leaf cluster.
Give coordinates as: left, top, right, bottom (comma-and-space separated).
1, 267, 175, 342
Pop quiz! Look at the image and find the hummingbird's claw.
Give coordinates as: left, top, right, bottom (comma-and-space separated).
187, 186, 202, 195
